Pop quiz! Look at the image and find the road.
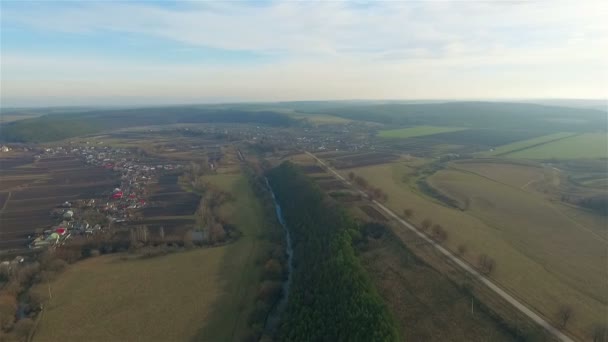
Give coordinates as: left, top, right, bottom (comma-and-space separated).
305, 151, 575, 342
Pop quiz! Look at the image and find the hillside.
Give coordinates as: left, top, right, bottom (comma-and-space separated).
0, 107, 296, 143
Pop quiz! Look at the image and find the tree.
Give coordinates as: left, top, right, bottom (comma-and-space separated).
354, 176, 368, 189
0, 294, 17, 331
402, 209, 413, 219
263, 259, 283, 280
457, 244, 467, 256
556, 305, 573, 329
13, 318, 34, 338
478, 254, 495, 275
431, 224, 448, 243
421, 219, 432, 230
183, 229, 194, 248
592, 324, 608, 342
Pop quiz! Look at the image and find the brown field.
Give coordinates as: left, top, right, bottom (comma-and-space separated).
360, 232, 518, 341
328, 152, 400, 169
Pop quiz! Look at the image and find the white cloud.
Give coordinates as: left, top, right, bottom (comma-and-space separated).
1, 0, 607, 104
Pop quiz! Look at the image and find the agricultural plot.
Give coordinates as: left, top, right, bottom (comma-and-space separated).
131, 172, 201, 238
451, 160, 548, 190
327, 152, 399, 169
412, 129, 544, 149
34, 248, 228, 342
343, 161, 607, 340
378, 126, 466, 138
479, 132, 575, 156
503, 133, 608, 159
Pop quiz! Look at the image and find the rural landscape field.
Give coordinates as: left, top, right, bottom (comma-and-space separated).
1, 100, 606, 342
1, 1, 607, 341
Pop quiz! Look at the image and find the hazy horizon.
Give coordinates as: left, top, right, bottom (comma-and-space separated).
1, 1, 607, 107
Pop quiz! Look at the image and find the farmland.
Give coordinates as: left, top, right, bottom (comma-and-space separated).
0, 152, 119, 249
33, 171, 271, 341
34, 248, 227, 342
480, 132, 575, 156
378, 126, 466, 138
502, 133, 608, 159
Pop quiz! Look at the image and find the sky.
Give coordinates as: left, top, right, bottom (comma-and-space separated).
1, 0, 607, 107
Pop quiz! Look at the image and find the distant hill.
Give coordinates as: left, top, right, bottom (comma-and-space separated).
2, 101, 605, 143
0, 107, 296, 143
287, 101, 607, 132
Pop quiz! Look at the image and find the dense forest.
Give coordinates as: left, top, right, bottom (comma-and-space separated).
266, 162, 398, 341
0, 107, 295, 142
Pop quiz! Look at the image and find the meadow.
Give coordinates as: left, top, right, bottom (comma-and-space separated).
34, 172, 270, 342
378, 126, 466, 138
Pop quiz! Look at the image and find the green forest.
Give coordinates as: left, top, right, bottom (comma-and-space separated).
267, 162, 398, 341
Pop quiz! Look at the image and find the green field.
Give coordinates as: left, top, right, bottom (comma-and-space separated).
378, 126, 466, 139
35, 172, 269, 342
480, 132, 574, 156
342, 161, 607, 341
504, 133, 608, 159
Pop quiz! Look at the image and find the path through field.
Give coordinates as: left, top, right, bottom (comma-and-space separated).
305, 151, 575, 342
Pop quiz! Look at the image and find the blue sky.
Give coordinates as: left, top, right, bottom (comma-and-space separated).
1, 0, 606, 106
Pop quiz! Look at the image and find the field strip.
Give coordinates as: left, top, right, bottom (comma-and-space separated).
305, 151, 576, 342
0, 191, 12, 214
495, 133, 578, 157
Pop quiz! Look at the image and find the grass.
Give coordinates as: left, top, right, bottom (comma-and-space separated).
343, 161, 607, 341
504, 133, 608, 159
378, 126, 466, 139
359, 231, 517, 341
35, 172, 269, 342
479, 132, 575, 156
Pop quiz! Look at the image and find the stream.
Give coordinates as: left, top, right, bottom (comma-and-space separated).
263, 177, 293, 333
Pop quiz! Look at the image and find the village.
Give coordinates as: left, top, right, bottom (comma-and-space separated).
26, 144, 184, 250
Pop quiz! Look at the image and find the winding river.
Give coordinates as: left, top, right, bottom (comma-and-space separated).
263, 178, 294, 333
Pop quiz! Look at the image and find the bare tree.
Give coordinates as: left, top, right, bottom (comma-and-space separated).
403, 209, 413, 219
431, 224, 448, 243
421, 219, 432, 231
478, 254, 495, 275
183, 229, 194, 249
348, 171, 355, 181
457, 244, 467, 256
592, 324, 608, 342
556, 305, 574, 329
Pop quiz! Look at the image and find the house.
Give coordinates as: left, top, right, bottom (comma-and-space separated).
1, 145, 11, 152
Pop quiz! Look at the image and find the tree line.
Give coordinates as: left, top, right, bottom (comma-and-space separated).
267, 162, 398, 341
